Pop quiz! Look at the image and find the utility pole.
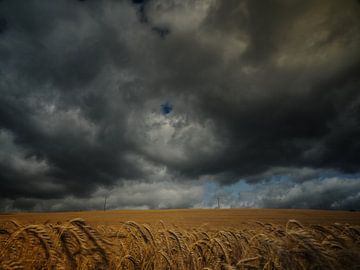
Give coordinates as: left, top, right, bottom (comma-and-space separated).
103, 196, 107, 212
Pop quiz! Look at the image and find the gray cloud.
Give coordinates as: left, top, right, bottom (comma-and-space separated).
201, 172, 360, 210
0, 0, 360, 210
2, 180, 204, 212
257, 177, 360, 210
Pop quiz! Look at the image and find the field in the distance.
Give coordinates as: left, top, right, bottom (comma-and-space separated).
1, 209, 360, 269
1, 208, 360, 227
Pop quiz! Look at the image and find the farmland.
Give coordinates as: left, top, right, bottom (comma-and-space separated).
0, 209, 360, 269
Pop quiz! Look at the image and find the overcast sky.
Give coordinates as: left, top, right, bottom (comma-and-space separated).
1, 0, 360, 211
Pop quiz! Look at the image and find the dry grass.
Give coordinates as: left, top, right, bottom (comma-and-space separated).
1, 217, 360, 269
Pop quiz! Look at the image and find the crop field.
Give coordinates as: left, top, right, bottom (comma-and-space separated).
0, 209, 360, 269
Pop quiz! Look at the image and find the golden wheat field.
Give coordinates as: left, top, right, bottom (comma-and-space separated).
0, 209, 360, 269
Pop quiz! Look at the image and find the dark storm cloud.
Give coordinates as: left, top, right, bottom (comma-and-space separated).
0, 17, 7, 34
0, 0, 147, 201
134, 0, 360, 182
1, 0, 360, 210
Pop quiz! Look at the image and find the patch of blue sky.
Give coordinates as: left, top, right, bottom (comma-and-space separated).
161, 102, 173, 115
223, 179, 255, 193
202, 179, 255, 206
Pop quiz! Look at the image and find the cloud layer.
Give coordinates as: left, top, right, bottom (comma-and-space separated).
1, 0, 360, 210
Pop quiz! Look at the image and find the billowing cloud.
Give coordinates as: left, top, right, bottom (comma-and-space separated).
202, 173, 360, 210
2, 180, 204, 212
0, 0, 360, 211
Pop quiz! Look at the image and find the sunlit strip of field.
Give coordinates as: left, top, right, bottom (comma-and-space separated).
1, 209, 359, 227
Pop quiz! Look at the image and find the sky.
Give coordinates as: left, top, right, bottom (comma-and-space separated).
0, 0, 360, 211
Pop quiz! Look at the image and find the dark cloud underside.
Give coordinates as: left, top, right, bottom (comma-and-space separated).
0, 0, 360, 210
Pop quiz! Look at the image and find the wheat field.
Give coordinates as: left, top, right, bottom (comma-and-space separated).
0, 210, 360, 269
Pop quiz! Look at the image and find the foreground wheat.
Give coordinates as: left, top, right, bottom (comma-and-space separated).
0, 218, 359, 269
